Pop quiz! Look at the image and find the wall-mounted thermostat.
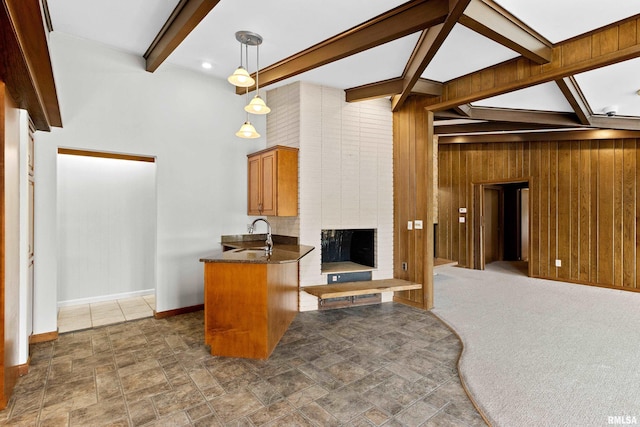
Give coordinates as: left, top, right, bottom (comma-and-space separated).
414, 220, 423, 229
459, 207, 467, 214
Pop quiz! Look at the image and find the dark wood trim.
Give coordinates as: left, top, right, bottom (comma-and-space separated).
1, 0, 62, 130
425, 14, 640, 111
144, 0, 221, 72
439, 129, 640, 144
555, 77, 592, 125
29, 330, 58, 344
459, 0, 552, 64
57, 148, 156, 163
154, 304, 203, 319
391, 0, 471, 112
17, 357, 30, 376
236, 0, 451, 94
40, 0, 53, 33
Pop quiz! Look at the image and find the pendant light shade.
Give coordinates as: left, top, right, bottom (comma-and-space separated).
227, 66, 254, 87
230, 31, 270, 138
244, 95, 271, 115
236, 121, 260, 139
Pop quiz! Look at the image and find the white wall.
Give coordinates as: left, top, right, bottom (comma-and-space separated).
57, 154, 156, 304
34, 32, 266, 334
266, 82, 394, 311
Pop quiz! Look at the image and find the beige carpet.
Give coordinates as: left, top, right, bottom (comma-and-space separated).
433, 261, 640, 426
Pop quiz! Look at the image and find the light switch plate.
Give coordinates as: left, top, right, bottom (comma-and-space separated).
414, 220, 423, 229
407, 221, 413, 230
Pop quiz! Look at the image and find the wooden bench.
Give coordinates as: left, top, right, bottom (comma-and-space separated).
301, 278, 422, 310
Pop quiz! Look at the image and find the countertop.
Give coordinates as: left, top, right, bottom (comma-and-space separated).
200, 234, 314, 264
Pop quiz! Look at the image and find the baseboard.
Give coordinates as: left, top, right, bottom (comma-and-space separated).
154, 304, 203, 319
29, 330, 59, 344
58, 289, 155, 307
17, 356, 31, 376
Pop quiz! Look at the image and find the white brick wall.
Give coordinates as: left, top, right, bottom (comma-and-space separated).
266, 82, 394, 311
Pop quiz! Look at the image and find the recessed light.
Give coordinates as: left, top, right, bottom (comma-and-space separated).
201, 62, 213, 70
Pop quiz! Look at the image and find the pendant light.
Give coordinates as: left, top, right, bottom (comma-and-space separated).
230, 31, 270, 139
227, 34, 254, 87
244, 41, 271, 115
236, 87, 260, 139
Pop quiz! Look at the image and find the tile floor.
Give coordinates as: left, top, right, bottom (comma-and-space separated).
2, 303, 485, 426
57, 295, 156, 333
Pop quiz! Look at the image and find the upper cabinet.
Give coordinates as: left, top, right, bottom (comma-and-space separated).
248, 146, 298, 216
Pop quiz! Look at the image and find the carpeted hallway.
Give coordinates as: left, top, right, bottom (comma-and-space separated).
433, 261, 640, 426
1, 304, 484, 426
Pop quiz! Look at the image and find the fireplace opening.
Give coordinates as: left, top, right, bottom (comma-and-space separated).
321, 229, 375, 273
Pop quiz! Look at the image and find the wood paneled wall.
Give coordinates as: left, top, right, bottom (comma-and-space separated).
393, 98, 434, 309
438, 138, 640, 290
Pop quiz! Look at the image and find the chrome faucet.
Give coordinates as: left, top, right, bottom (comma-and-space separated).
249, 218, 273, 254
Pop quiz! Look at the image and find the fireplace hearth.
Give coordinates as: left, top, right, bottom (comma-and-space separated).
321, 229, 375, 274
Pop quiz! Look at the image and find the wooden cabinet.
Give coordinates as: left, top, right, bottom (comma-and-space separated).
248, 145, 298, 216
203, 261, 299, 359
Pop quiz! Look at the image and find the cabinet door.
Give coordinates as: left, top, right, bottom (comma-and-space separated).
248, 154, 262, 215
260, 152, 276, 215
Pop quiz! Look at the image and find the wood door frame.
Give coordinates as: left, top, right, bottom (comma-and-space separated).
483, 185, 504, 266
471, 178, 531, 275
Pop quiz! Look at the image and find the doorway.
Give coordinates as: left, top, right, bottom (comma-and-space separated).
474, 180, 530, 272
56, 149, 157, 330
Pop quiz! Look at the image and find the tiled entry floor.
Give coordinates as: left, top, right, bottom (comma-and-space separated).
58, 295, 156, 333
5, 303, 485, 426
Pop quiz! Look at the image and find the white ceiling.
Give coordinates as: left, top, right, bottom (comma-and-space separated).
46, 0, 640, 124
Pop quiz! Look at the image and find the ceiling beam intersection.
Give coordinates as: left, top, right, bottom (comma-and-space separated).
391, 0, 472, 112
424, 14, 640, 111
555, 77, 592, 125
236, 0, 451, 94
459, 0, 552, 64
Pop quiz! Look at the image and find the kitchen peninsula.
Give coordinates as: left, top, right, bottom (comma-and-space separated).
200, 234, 313, 359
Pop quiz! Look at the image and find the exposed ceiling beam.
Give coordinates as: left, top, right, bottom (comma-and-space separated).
236, 0, 451, 94
459, 0, 552, 64
451, 105, 583, 127
424, 14, 640, 111
391, 0, 472, 112
434, 121, 566, 135
589, 116, 640, 131
439, 129, 640, 144
144, 0, 221, 73
412, 78, 443, 96
345, 77, 442, 102
1, 0, 62, 130
555, 77, 592, 125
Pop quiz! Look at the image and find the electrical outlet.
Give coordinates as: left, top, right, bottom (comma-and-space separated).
402, 262, 408, 271
555, 259, 562, 267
